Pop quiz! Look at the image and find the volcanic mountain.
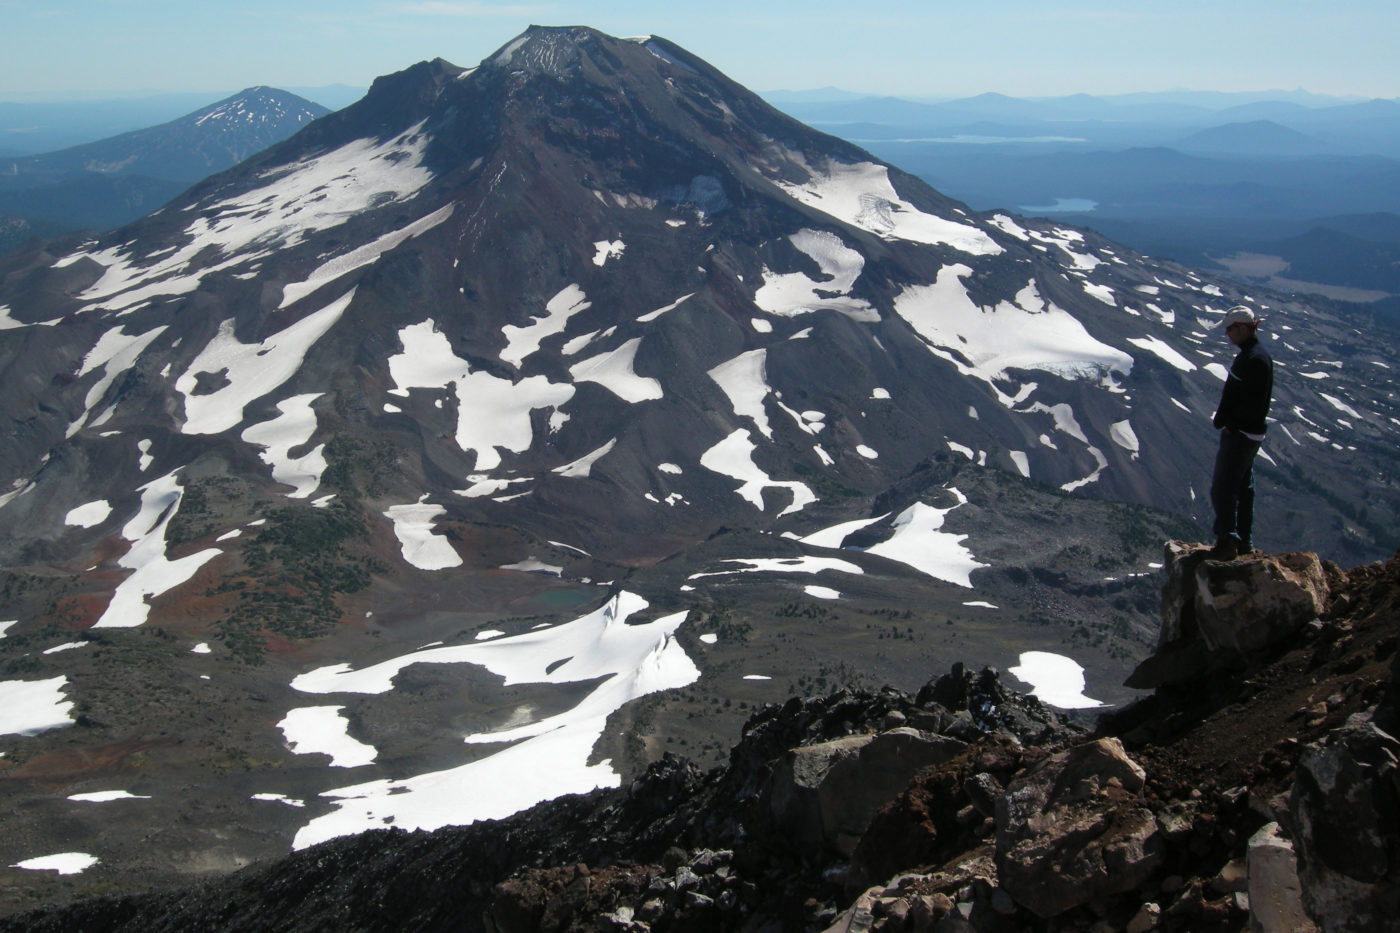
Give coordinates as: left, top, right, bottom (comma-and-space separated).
0, 26, 1396, 908
0, 87, 329, 239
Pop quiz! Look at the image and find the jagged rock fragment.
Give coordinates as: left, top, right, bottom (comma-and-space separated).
1289, 715, 1400, 932
994, 737, 1164, 918
769, 727, 966, 856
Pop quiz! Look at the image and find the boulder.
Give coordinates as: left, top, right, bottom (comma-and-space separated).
995, 738, 1164, 918
769, 727, 967, 856
1127, 542, 1331, 689
1289, 716, 1400, 932
1246, 822, 1316, 933
1194, 551, 1329, 656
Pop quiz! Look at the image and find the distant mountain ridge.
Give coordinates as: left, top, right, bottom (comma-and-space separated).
1, 87, 328, 183
1175, 119, 1329, 155
0, 87, 329, 248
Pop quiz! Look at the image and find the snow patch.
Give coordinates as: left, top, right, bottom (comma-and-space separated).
689, 555, 864, 580
240, 394, 326, 498
1127, 336, 1197, 372
1082, 282, 1116, 306
699, 429, 816, 517
1007, 651, 1103, 708
279, 706, 378, 768
1319, 393, 1362, 419
67, 791, 151, 802
636, 293, 693, 323
775, 161, 1001, 255
177, 290, 352, 435
569, 338, 662, 403
65, 500, 112, 528
10, 853, 98, 875
0, 676, 74, 736
501, 285, 591, 367
798, 514, 888, 550
93, 471, 221, 628
753, 228, 876, 320
68, 324, 168, 437
500, 559, 563, 576
553, 439, 617, 478
708, 349, 772, 439
1109, 420, 1140, 457
389, 320, 574, 470
288, 593, 697, 849
893, 269, 1130, 404
384, 499, 462, 570
865, 492, 986, 588
279, 204, 453, 308
592, 239, 625, 267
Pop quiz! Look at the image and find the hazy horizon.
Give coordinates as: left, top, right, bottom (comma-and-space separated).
2, 1, 1396, 103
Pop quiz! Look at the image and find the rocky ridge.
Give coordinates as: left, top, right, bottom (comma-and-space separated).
3, 542, 1395, 932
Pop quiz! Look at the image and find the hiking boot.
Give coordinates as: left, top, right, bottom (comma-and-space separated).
1209, 537, 1239, 560
1238, 541, 1254, 556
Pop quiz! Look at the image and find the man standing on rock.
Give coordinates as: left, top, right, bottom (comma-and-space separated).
1210, 306, 1274, 560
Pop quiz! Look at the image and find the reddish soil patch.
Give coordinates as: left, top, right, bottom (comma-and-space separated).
0, 738, 177, 790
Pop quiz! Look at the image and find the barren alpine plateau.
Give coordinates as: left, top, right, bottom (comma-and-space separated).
1, 25, 1397, 930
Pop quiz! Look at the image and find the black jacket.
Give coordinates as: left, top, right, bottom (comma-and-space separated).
1213, 334, 1273, 435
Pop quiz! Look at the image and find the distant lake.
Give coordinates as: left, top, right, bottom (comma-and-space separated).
1019, 198, 1099, 213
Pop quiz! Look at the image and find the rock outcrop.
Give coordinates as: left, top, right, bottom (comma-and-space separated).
1127, 541, 1337, 690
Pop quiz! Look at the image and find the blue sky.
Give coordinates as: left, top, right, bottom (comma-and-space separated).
3, 0, 1396, 101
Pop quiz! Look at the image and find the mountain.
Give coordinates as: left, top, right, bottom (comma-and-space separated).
760, 86, 871, 104
1, 87, 329, 183
1264, 226, 1400, 292
1, 25, 1398, 915
0, 93, 232, 156
0, 88, 330, 240
1175, 119, 1330, 156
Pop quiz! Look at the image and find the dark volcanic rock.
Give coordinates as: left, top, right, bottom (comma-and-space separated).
1290, 716, 1400, 932
767, 727, 967, 856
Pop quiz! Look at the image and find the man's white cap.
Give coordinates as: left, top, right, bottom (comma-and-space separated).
1223, 305, 1259, 327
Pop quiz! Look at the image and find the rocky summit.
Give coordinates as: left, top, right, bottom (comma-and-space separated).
1, 543, 1395, 932
1, 24, 1398, 923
